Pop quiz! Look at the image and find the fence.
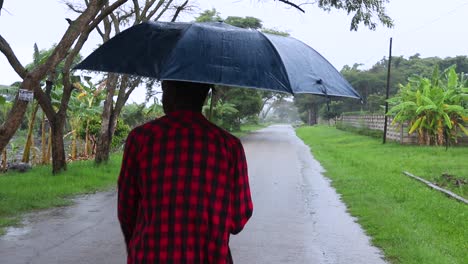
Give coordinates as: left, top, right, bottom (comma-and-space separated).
338, 115, 468, 145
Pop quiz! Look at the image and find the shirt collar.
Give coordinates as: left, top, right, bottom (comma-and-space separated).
164, 110, 206, 120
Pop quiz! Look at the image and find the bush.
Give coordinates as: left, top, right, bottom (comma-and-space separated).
336, 121, 383, 139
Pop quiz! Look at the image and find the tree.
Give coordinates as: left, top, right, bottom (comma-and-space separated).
272, 0, 393, 30
294, 94, 326, 125
195, 8, 222, 22
319, 101, 345, 121
219, 87, 263, 129
68, 0, 192, 164
224, 16, 262, 29
336, 54, 468, 117
266, 100, 300, 123
68, 77, 105, 158
0, 0, 129, 173
388, 66, 468, 145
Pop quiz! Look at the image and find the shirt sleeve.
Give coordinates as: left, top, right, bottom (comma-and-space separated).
230, 140, 253, 235
117, 130, 140, 249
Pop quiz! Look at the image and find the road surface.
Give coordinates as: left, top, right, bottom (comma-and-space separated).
0, 125, 386, 264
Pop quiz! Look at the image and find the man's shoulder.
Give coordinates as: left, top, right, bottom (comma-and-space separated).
128, 117, 168, 136
204, 121, 242, 145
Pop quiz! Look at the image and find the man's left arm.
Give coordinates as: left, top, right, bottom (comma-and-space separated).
118, 130, 140, 249
229, 140, 253, 235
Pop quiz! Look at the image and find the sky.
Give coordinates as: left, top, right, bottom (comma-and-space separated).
1, 0, 468, 103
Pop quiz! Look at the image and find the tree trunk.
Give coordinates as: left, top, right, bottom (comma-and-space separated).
41, 114, 48, 164
93, 1, 189, 164
47, 127, 52, 164
1, 148, 6, 172
0, 78, 38, 153
0, 0, 128, 172
95, 75, 118, 164
85, 121, 90, 157
22, 102, 39, 163
71, 130, 77, 160
50, 119, 67, 174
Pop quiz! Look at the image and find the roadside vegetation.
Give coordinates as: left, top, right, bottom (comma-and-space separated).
0, 122, 264, 236
231, 123, 269, 138
0, 153, 122, 236
296, 126, 467, 264
295, 56, 468, 126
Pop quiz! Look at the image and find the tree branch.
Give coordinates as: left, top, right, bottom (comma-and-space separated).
88, 0, 128, 34
34, 85, 56, 119
277, 0, 305, 12
141, 0, 159, 20
96, 24, 106, 39
154, 0, 174, 21
171, 0, 188, 22
0, 35, 27, 79
63, 1, 85, 13
36, 0, 110, 78
102, 13, 113, 42
132, 0, 141, 22
57, 69, 74, 120
110, 12, 121, 34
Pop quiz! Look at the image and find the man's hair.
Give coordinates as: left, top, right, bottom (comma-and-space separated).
162, 81, 211, 112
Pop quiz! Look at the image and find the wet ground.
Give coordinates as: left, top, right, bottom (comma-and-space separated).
0, 125, 386, 264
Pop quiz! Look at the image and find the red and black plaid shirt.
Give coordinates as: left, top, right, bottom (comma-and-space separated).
118, 110, 253, 264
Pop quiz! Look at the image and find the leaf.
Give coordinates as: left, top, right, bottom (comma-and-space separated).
458, 123, 468, 136
447, 67, 458, 89
409, 117, 423, 134
0, 95, 5, 105
442, 113, 453, 129
420, 116, 428, 129
416, 105, 436, 114
421, 95, 435, 106
443, 104, 464, 113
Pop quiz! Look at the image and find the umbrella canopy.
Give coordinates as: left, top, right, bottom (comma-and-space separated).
75, 21, 360, 99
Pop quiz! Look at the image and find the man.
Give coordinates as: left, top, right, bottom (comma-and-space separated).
118, 80, 253, 263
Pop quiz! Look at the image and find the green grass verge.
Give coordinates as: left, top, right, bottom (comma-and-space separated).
296, 126, 467, 264
0, 153, 122, 236
231, 123, 269, 138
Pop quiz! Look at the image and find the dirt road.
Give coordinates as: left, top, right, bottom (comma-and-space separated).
0, 125, 386, 264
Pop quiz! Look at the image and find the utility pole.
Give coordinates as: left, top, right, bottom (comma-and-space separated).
383, 37, 393, 144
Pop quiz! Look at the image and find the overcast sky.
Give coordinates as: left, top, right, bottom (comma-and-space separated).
1, 0, 467, 103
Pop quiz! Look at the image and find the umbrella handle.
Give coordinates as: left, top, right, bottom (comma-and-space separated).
208, 87, 216, 121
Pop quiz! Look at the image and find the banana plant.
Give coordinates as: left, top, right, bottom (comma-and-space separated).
388, 66, 468, 145
68, 78, 104, 158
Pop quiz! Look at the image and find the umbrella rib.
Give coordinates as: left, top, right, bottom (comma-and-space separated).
286, 37, 361, 99
256, 31, 294, 95
158, 22, 195, 80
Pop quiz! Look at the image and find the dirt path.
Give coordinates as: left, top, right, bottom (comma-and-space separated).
0, 125, 386, 264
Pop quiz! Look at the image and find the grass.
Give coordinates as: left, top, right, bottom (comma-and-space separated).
0, 153, 122, 236
231, 123, 269, 138
296, 126, 467, 264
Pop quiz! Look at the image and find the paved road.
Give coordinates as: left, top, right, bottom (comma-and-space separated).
0, 125, 386, 264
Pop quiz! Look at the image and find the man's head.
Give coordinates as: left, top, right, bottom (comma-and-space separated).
161, 81, 211, 114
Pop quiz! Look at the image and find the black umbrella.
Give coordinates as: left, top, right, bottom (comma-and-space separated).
75, 21, 360, 99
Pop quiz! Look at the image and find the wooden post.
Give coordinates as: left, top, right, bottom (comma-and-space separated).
383, 37, 393, 144
403, 171, 468, 204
